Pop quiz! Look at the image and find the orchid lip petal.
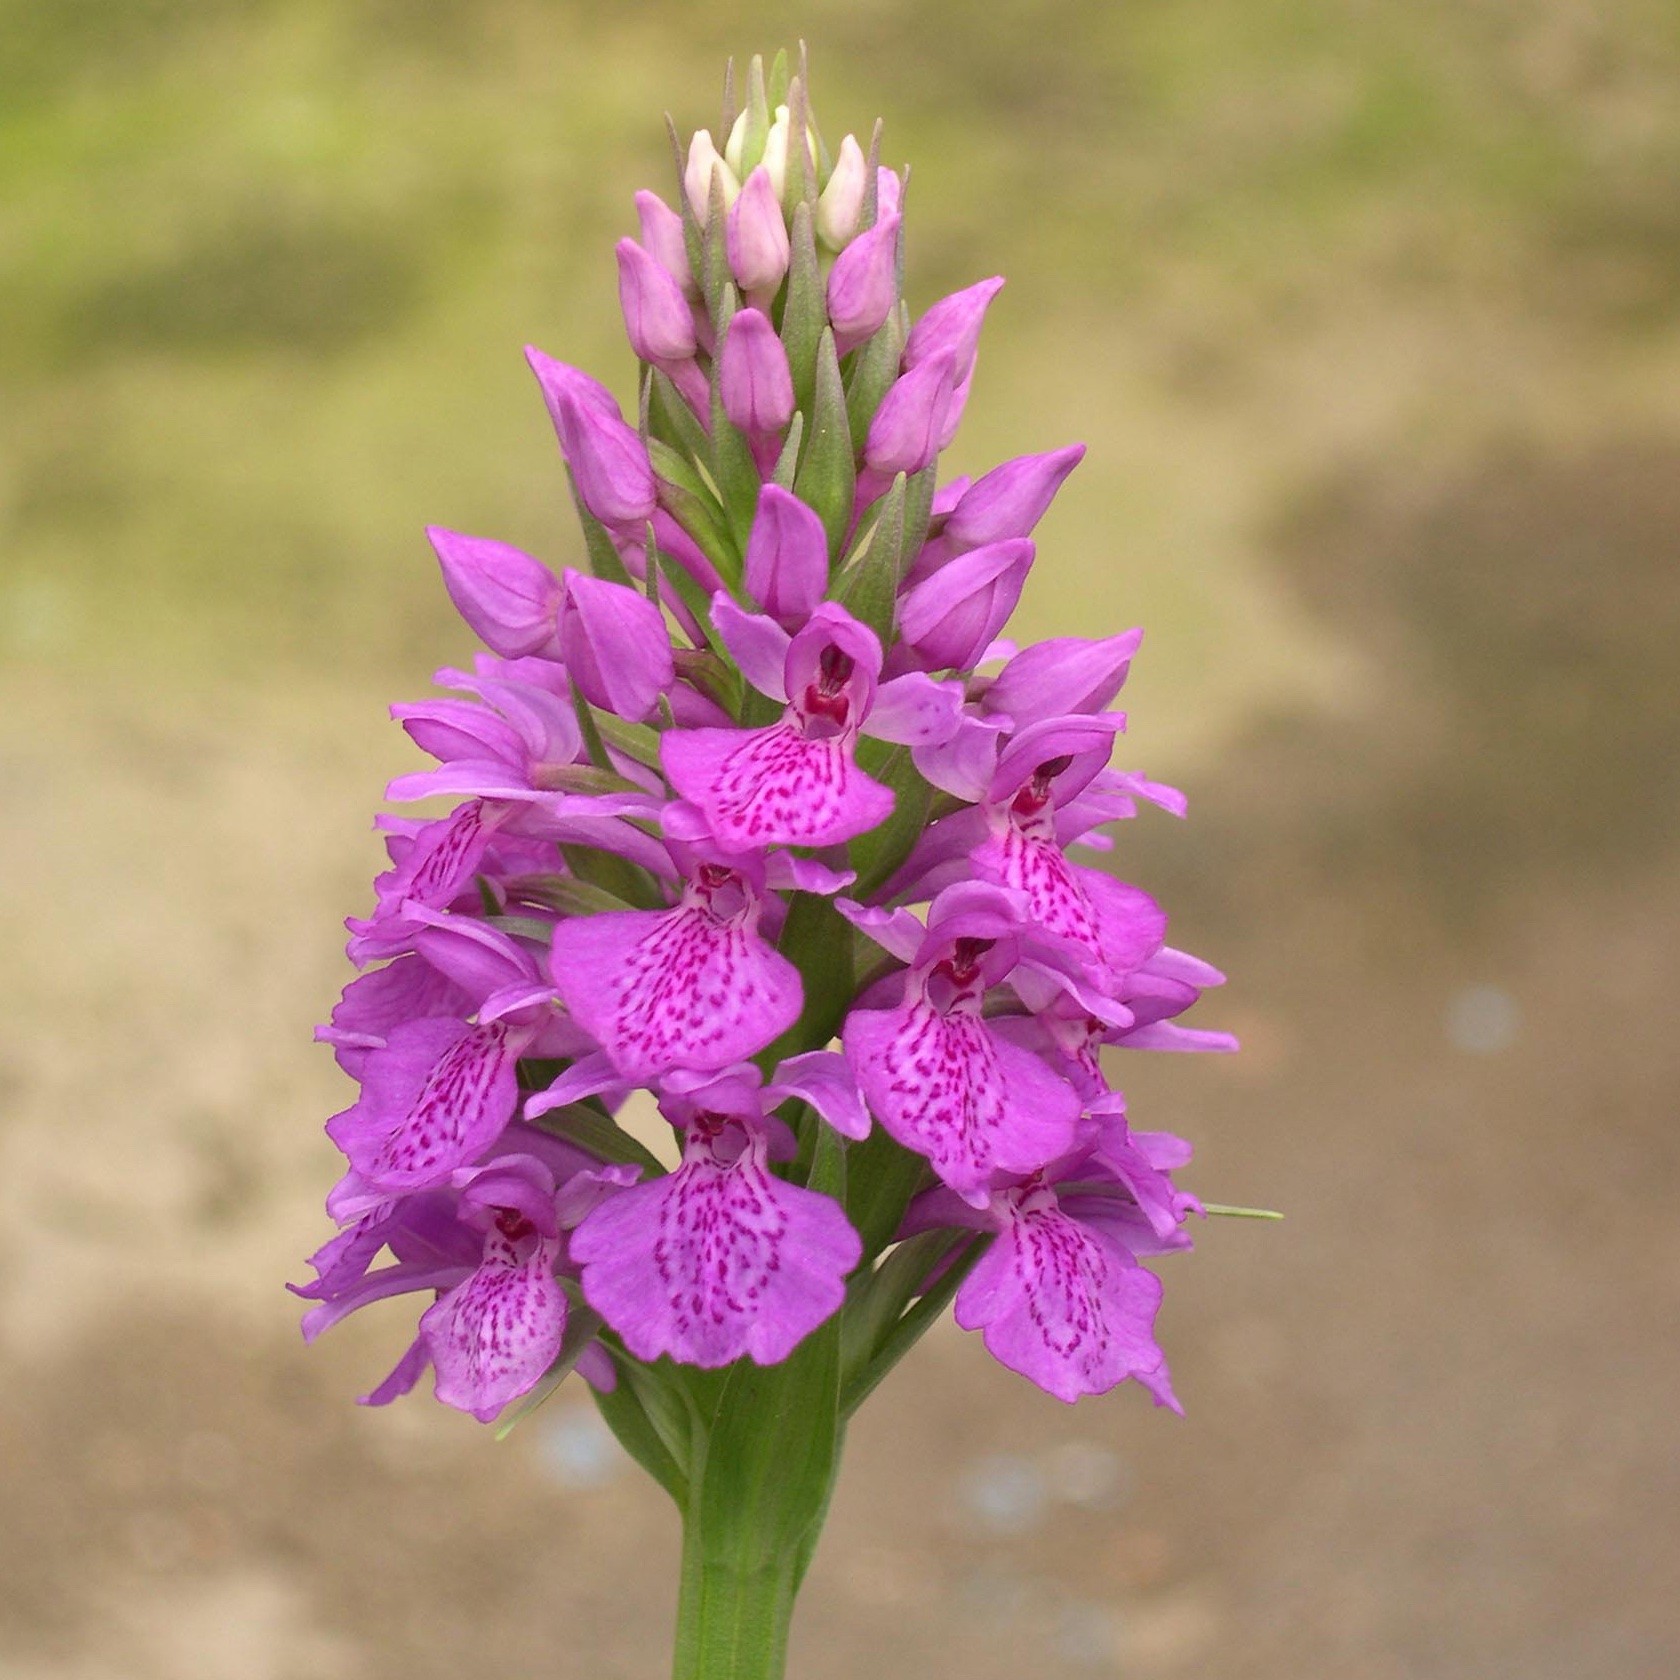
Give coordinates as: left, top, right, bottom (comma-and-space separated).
547, 892, 802, 1082
569, 1118, 860, 1368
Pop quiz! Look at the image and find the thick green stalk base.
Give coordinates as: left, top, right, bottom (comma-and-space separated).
673, 1539, 800, 1680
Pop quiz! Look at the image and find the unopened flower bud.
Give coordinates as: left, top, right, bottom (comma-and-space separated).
634, 190, 691, 291
817, 134, 868, 249
875, 166, 902, 222
724, 108, 750, 178
945, 444, 1086, 550
744, 483, 828, 626
719, 308, 794, 436
760, 104, 818, 203
865, 349, 959, 476
426, 527, 562, 659
761, 105, 791, 199
616, 238, 697, 365
983, 628, 1143, 724
727, 165, 791, 297
904, 276, 1005, 385
897, 539, 1035, 672
526, 346, 656, 529
826, 212, 901, 346
684, 129, 740, 225
557, 568, 675, 722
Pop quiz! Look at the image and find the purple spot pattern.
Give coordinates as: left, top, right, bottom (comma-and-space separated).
994, 827, 1100, 956
1007, 1200, 1115, 1379
652, 1150, 788, 1356
709, 723, 854, 846
421, 1231, 565, 1420
879, 1001, 1007, 1188
369, 1020, 516, 1186
608, 908, 772, 1077
406, 800, 492, 905
570, 1124, 861, 1367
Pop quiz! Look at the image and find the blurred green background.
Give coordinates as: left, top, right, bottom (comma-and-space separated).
3, 3, 1678, 1677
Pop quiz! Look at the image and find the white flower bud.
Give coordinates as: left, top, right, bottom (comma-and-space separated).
724, 109, 749, 179
758, 104, 818, 206
761, 106, 793, 201
817, 134, 868, 249
684, 129, 741, 226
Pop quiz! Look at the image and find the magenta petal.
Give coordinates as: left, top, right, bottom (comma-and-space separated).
768, 1049, 871, 1141
896, 539, 1034, 672
710, 594, 792, 700
411, 914, 537, 1007
725, 166, 791, 296
421, 1231, 567, 1422
427, 528, 562, 659
973, 828, 1108, 964
944, 445, 1086, 552
526, 346, 656, 528
549, 905, 801, 1080
330, 1017, 522, 1192
866, 671, 964, 747
616, 237, 697, 364
570, 1127, 860, 1367
359, 1335, 431, 1408
826, 210, 901, 345
635, 189, 691, 287
911, 712, 1010, 802
843, 1002, 1080, 1200
954, 1196, 1169, 1404
558, 570, 674, 722
404, 800, 504, 899
743, 484, 828, 626
719, 309, 795, 436
1080, 867, 1169, 978
986, 630, 1142, 725
865, 351, 959, 477
660, 723, 894, 850
321, 956, 475, 1077
904, 276, 1004, 383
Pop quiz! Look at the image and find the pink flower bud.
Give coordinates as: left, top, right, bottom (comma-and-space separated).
615, 238, 697, 365
744, 484, 829, 626
875, 167, 903, 222
817, 134, 868, 249
826, 212, 900, 346
426, 527, 562, 658
865, 350, 959, 476
946, 445, 1086, 549
525, 347, 656, 529
897, 539, 1035, 672
983, 628, 1143, 724
905, 276, 1005, 385
719, 308, 794, 436
634, 190, 691, 290
726, 166, 791, 298
557, 569, 675, 722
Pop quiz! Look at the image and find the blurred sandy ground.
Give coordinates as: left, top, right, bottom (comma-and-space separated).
3, 2, 1679, 1676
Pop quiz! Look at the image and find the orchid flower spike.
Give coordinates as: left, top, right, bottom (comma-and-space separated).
300, 50, 1247, 1680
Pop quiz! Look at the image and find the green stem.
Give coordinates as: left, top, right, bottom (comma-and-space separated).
673, 1542, 800, 1680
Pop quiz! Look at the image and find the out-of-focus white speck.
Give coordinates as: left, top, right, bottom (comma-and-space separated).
535, 1408, 620, 1490
1446, 984, 1521, 1054
1044, 1439, 1130, 1510
956, 1453, 1049, 1534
